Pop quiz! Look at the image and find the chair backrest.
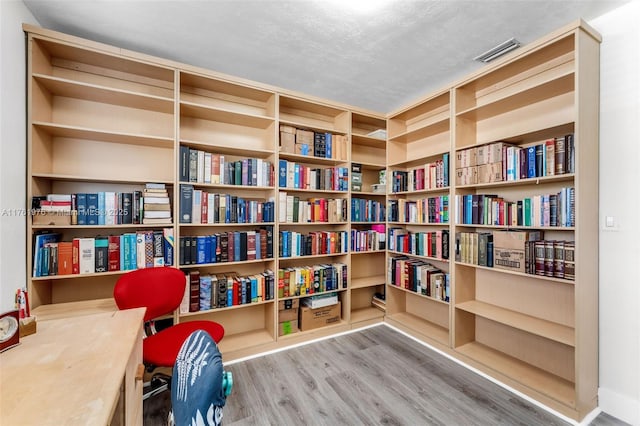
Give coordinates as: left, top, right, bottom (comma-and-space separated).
171, 330, 227, 426
114, 267, 186, 322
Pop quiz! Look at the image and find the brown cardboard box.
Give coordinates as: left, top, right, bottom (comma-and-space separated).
477, 162, 503, 183
280, 125, 297, 134
299, 301, 341, 331
477, 142, 507, 165
278, 320, 299, 336
455, 147, 477, 168
280, 132, 295, 153
279, 307, 299, 322
493, 230, 541, 273
296, 129, 314, 146
295, 142, 312, 156
455, 166, 478, 186
32, 211, 72, 226
278, 299, 300, 310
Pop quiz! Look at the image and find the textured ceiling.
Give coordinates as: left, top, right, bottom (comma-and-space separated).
23, 0, 627, 114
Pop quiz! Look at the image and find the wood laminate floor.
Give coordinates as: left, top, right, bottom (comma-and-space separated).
144, 324, 630, 426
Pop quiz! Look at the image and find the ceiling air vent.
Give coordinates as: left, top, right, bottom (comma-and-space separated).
473, 38, 521, 63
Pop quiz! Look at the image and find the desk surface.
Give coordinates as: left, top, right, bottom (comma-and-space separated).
0, 307, 145, 425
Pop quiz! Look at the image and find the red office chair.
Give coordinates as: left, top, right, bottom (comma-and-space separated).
114, 267, 224, 399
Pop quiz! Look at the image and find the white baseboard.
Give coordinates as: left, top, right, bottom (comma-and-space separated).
598, 387, 640, 426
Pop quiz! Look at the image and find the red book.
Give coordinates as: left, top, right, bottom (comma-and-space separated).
57, 241, 73, 275
72, 238, 80, 274
227, 232, 234, 263
201, 193, 208, 224
189, 271, 200, 312
247, 231, 256, 260
232, 278, 239, 306
108, 235, 120, 271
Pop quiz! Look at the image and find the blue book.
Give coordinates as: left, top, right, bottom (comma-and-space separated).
282, 231, 289, 257
255, 232, 261, 260
97, 192, 106, 225
204, 235, 212, 264
32, 233, 60, 277
210, 234, 217, 263
443, 152, 449, 187
232, 231, 240, 262
199, 275, 212, 311
128, 233, 137, 270
325, 133, 332, 158
163, 228, 174, 266
250, 276, 258, 302
278, 160, 287, 188
464, 195, 473, 224
76, 193, 87, 225
120, 235, 126, 271
294, 163, 300, 189
86, 193, 99, 225
196, 236, 207, 264
227, 287, 233, 307
527, 146, 537, 178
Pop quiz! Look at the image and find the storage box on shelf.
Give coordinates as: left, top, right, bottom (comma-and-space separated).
451, 23, 599, 420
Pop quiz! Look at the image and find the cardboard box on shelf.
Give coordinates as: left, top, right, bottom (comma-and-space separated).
280, 131, 295, 153
455, 147, 477, 168
278, 320, 299, 336
477, 162, 503, 183
278, 307, 299, 322
278, 299, 300, 310
493, 230, 542, 273
299, 301, 341, 331
455, 166, 478, 186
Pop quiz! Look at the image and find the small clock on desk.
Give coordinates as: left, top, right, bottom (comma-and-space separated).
0, 310, 20, 352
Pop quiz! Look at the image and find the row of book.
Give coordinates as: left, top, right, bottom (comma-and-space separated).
453, 231, 575, 280
182, 270, 275, 313
179, 147, 275, 187
277, 160, 349, 191
390, 155, 449, 193
388, 256, 450, 302
33, 185, 171, 225
388, 229, 450, 260
32, 229, 174, 277
388, 196, 449, 224
279, 125, 348, 161
278, 193, 348, 223
454, 188, 575, 227
178, 228, 273, 265
278, 231, 348, 258
351, 198, 385, 222
179, 185, 275, 224
351, 229, 386, 252
455, 135, 575, 185
277, 263, 347, 297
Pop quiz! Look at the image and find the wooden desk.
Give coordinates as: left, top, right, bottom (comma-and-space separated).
0, 307, 145, 425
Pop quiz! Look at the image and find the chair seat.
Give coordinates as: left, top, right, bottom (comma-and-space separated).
144, 321, 225, 367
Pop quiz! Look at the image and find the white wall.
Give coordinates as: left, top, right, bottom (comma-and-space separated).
0, 1, 38, 312
590, 2, 640, 425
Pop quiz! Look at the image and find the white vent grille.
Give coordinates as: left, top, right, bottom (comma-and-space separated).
473, 38, 521, 63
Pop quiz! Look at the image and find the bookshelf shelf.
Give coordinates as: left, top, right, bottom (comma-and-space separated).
350, 249, 386, 255
351, 275, 386, 289
279, 288, 348, 302
178, 182, 275, 192
179, 258, 275, 269
278, 188, 347, 195
387, 285, 449, 306
278, 152, 348, 166
279, 96, 349, 133
455, 341, 575, 408
454, 262, 575, 285
179, 139, 274, 158
454, 224, 575, 231
278, 320, 349, 340
180, 101, 274, 129
179, 222, 275, 228
33, 74, 174, 113
387, 221, 449, 227
31, 270, 128, 281
180, 299, 275, 317
388, 251, 449, 264
278, 252, 348, 261
217, 329, 275, 355
351, 134, 386, 150
386, 311, 449, 347
351, 306, 384, 324
33, 121, 174, 148
456, 173, 574, 190
278, 221, 348, 226
31, 173, 174, 186
456, 300, 574, 346
388, 187, 450, 196
31, 223, 173, 230
388, 117, 450, 144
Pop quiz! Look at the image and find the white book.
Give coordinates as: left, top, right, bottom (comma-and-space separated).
286, 195, 294, 223
207, 193, 215, 224
179, 274, 190, 314
197, 150, 205, 183
286, 161, 295, 189
256, 159, 264, 187
192, 189, 202, 224
136, 232, 146, 269
204, 152, 212, 184
278, 191, 287, 223
78, 237, 95, 274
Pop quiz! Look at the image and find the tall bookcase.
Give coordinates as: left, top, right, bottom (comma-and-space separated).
24, 20, 599, 421
385, 90, 452, 349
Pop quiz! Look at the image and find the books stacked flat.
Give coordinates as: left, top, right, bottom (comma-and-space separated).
301, 292, 338, 309
372, 292, 386, 312
143, 183, 172, 224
